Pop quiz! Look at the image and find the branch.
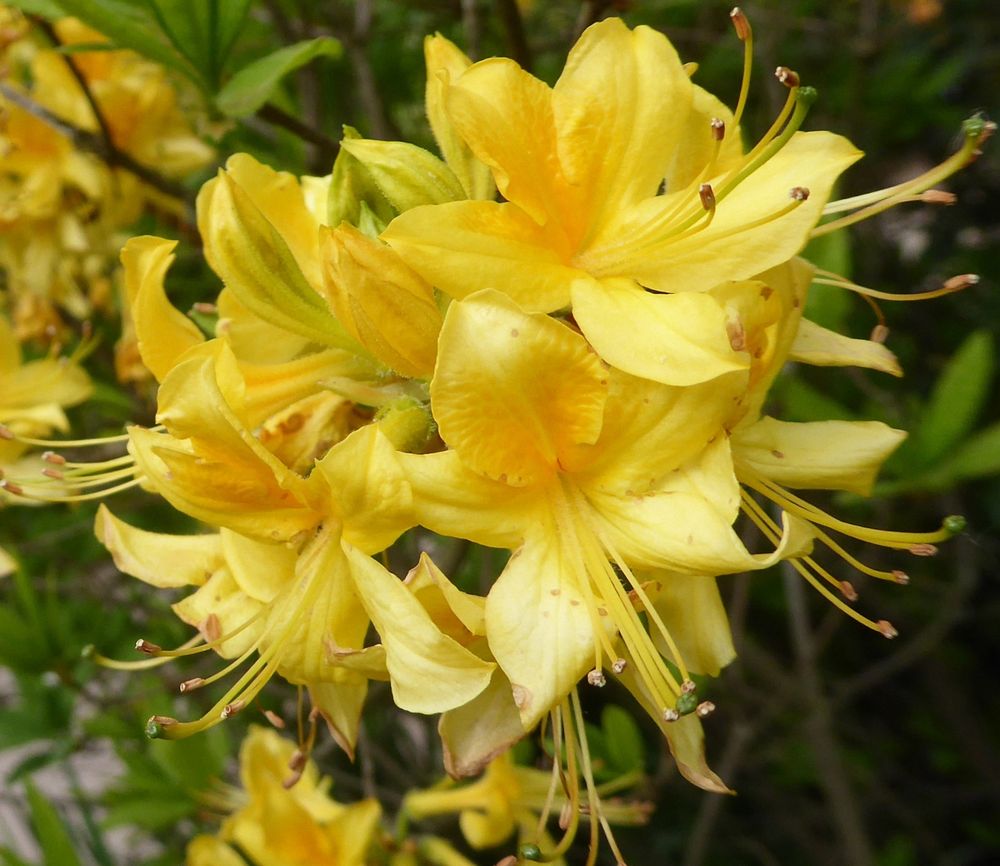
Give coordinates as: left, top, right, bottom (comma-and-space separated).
496, 0, 532, 70
257, 103, 340, 159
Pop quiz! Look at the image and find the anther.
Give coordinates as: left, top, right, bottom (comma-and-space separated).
191, 302, 218, 314
663, 708, 680, 723
42, 451, 66, 465
287, 749, 308, 774
587, 669, 607, 688
775, 66, 800, 87
0, 480, 24, 496
877, 620, 898, 639
681, 679, 697, 694
178, 677, 204, 693
710, 117, 725, 141
0, 425, 14, 440
789, 186, 810, 201
909, 543, 938, 557
496, 857, 519, 866
699, 182, 716, 210
921, 190, 956, 205
41, 468, 63, 480
943, 273, 979, 292
559, 802, 573, 830
726, 319, 747, 352
696, 701, 716, 718
134, 639, 161, 655
730, 7, 751, 41
892, 570, 910, 585
221, 700, 246, 719
263, 709, 285, 729
612, 658, 627, 674
870, 324, 890, 343
839, 580, 858, 602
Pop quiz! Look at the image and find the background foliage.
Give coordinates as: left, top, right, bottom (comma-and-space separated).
1, 1, 998, 864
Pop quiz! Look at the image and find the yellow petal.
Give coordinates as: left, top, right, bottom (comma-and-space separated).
791, 318, 903, 377
733, 416, 907, 495
485, 531, 595, 729
383, 200, 578, 313
424, 34, 495, 200
571, 278, 747, 386
346, 546, 495, 715
320, 223, 441, 377
95, 504, 221, 588
310, 680, 369, 760
553, 19, 692, 238
215, 287, 312, 364
220, 529, 297, 603
0, 546, 17, 577
172, 568, 262, 659
404, 553, 487, 639
185, 836, 247, 866
120, 236, 204, 382
665, 84, 744, 194
432, 290, 607, 486
649, 573, 735, 676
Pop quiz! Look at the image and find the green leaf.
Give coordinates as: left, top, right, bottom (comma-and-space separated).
25, 780, 83, 866
216, 36, 342, 117
910, 330, 995, 468
5, 0, 66, 18
143, 0, 213, 78
213, 0, 252, 73
0, 846, 35, 866
939, 423, 1000, 483
602, 705, 645, 775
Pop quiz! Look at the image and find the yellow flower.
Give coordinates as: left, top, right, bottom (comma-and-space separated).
186, 726, 381, 866
383, 18, 861, 385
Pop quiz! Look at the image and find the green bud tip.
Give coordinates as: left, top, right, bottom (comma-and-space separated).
796, 86, 819, 107
519, 844, 543, 861
676, 691, 699, 716
944, 515, 967, 536
145, 718, 164, 740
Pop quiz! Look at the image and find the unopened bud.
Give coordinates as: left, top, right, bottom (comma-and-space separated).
789, 186, 810, 201
839, 581, 858, 602
696, 701, 716, 718
135, 639, 161, 655
178, 677, 204, 693
892, 570, 910, 585
587, 669, 607, 687
870, 324, 890, 343
730, 7, 751, 41
710, 117, 725, 141
699, 182, 716, 210
42, 451, 66, 465
775, 66, 800, 87
909, 543, 938, 557
877, 620, 898, 639
612, 658, 627, 674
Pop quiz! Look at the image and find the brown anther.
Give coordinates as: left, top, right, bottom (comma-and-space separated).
288, 749, 308, 774
699, 182, 716, 210
870, 324, 890, 344
150, 715, 177, 727
178, 677, 205, 693
909, 543, 938, 557
558, 802, 573, 830
1, 480, 24, 496
263, 709, 286, 729
612, 658, 627, 674
587, 669, 607, 688
134, 639, 161, 655
221, 700, 246, 719
892, 570, 910, 585
191, 302, 218, 314
839, 580, 858, 602
710, 117, 725, 141
282, 769, 304, 790
730, 7, 751, 41
775, 66, 800, 87
41, 468, 63, 480
726, 319, 747, 352
663, 708, 681, 723
0, 425, 14, 440
696, 701, 716, 718
789, 186, 810, 201
496, 857, 519, 866
943, 273, 979, 292
41, 451, 66, 465
877, 620, 898, 639
920, 190, 956, 205
681, 679, 697, 694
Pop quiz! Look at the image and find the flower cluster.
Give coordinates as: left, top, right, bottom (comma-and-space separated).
3, 10, 987, 863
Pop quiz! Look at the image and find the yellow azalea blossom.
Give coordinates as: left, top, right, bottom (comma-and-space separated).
383, 18, 861, 385
186, 726, 381, 866
399, 290, 811, 773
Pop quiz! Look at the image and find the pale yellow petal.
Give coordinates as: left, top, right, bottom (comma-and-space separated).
791, 318, 903, 376
220, 529, 297, 603
571, 277, 747, 386
310, 680, 369, 760
172, 568, 262, 659
404, 552, 487, 639
649, 573, 735, 676
432, 291, 607, 485
185, 836, 247, 866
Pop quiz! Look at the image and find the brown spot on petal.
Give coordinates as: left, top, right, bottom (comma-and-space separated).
512, 684, 532, 709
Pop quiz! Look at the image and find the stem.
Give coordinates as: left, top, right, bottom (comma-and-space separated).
496, 0, 532, 71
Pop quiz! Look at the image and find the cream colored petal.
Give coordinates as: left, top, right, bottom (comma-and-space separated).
347, 546, 495, 714
553, 19, 693, 238
310, 679, 368, 760
382, 201, 579, 313
571, 278, 747, 386
733, 416, 907, 495
220, 529, 297, 603
432, 290, 607, 486
485, 531, 595, 729
791, 318, 903, 376
95, 504, 221, 588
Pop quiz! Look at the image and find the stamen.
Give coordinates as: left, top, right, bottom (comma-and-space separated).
814, 270, 979, 302
696, 701, 716, 718
699, 182, 717, 211
587, 669, 607, 687
775, 66, 800, 88
729, 7, 754, 128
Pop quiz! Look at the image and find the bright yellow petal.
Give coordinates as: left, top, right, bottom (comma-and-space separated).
553, 19, 692, 238
432, 290, 607, 486
120, 236, 204, 382
790, 318, 903, 377
220, 529, 297, 603
347, 545, 495, 714
95, 504, 221, 588
383, 200, 579, 312
310, 679, 369, 760
665, 84, 744, 194
172, 568, 262, 659
185, 836, 247, 866
733, 416, 907, 495
215, 288, 312, 364
649, 573, 735, 677
571, 277, 747, 386
404, 552, 487, 639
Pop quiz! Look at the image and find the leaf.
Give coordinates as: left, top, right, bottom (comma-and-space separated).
602, 704, 645, 775
213, 0, 252, 73
25, 780, 83, 866
216, 37, 342, 117
5, 0, 67, 18
143, 0, 213, 78
945, 423, 1000, 481
910, 330, 995, 468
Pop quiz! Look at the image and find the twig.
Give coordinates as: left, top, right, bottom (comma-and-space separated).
344, 0, 395, 140
573, 0, 615, 42
461, 0, 482, 60
495, 0, 532, 70
257, 103, 340, 159
0, 83, 188, 202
